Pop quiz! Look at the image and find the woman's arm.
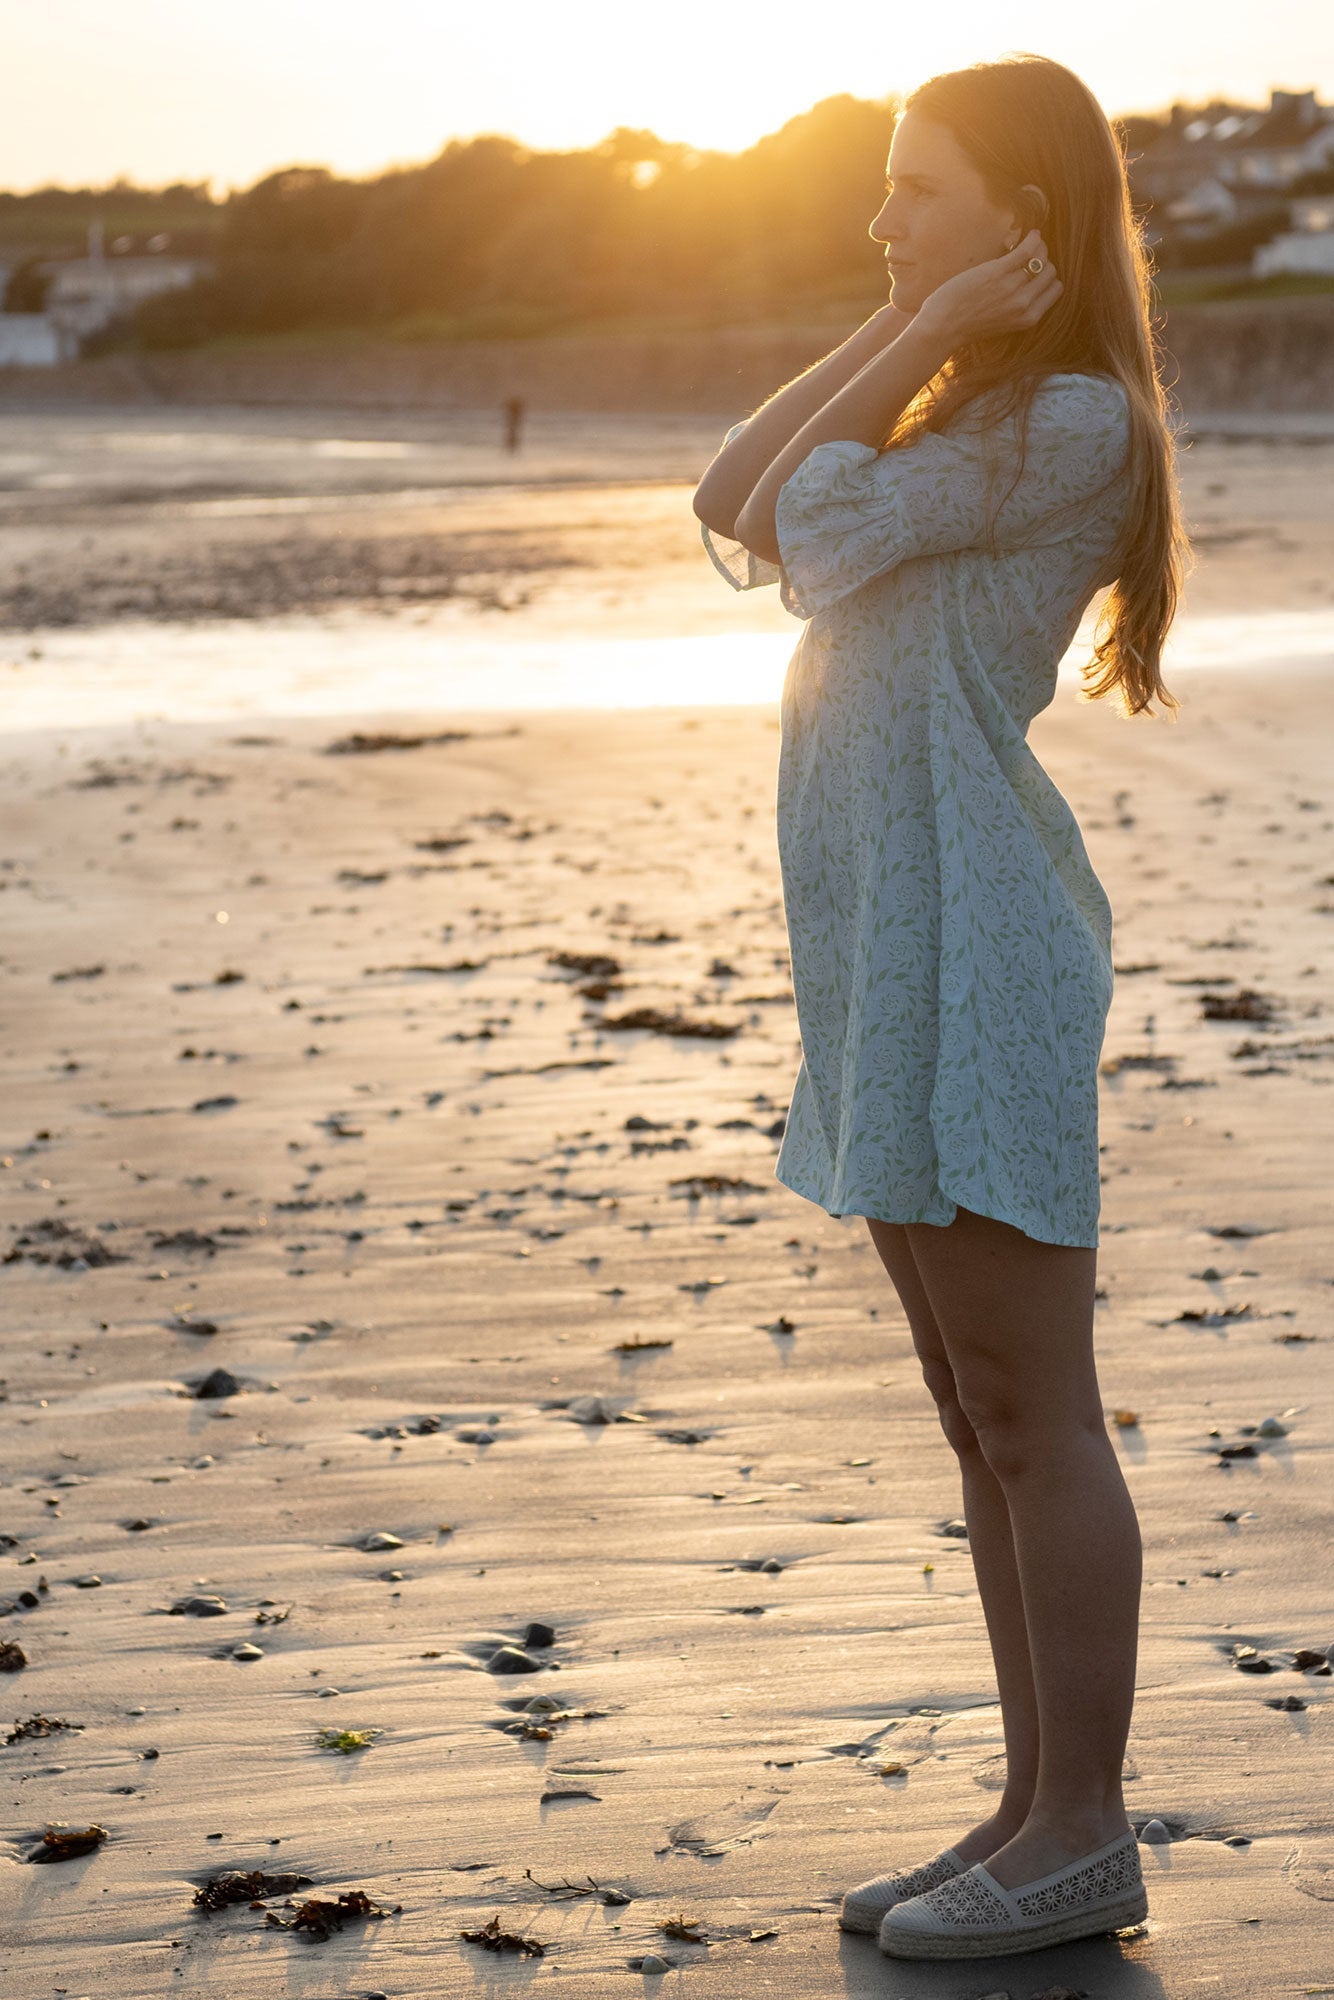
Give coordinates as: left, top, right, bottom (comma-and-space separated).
691, 301, 916, 538
733, 318, 953, 565
734, 230, 1062, 566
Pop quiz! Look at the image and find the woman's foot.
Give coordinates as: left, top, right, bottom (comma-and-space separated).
980, 1807, 1133, 1890
838, 1808, 1029, 1934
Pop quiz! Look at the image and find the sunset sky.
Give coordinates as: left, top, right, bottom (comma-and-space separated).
3, 0, 1332, 192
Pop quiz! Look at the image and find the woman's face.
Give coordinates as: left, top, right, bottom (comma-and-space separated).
869, 109, 1031, 317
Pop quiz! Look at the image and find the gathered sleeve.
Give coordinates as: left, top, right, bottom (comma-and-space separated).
699, 419, 784, 594
772, 372, 1131, 621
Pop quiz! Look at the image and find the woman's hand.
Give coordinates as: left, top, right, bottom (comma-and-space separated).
913, 228, 1063, 348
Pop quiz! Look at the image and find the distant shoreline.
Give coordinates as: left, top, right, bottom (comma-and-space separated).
2, 296, 1333, 416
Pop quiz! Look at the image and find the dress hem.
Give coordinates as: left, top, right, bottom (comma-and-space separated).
772, 1158, 1099, 1252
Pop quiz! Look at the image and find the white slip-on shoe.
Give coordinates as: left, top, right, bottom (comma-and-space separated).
878, 1827, 1148, 1959
838, 1845, 967, 1934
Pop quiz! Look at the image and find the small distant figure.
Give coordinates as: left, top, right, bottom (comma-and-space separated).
502, 395, 525, 453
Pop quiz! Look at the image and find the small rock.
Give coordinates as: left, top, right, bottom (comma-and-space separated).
194, 1368, 242, 1399
231, 1642, 264, 1661
191, 1455, 215, 1469
0, 1640, 27, 1672
486, 1645, 541, 1674
453, 1427, 495, 1445
1138, 1818, 1171, 1843
361, 1531, 404, 1552
522, 1620, 555, 1649
171, 1594, 228, 1617
1292, 1648, 1327, 1671
1224, 1834, 1252, 1847
1235, 1655, 1276, 1673
1255, 1415, 1289, 1437
760, 1557, 784, 1574
524, 1694, 564, 1715
938, 1518, 969, 1538
566, 1394, 621, 1425
635, 1954, 671, 1973
71, 1575, 102, 1589
1266, 1694, 1306, 1712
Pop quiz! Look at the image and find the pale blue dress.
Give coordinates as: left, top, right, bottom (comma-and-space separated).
702, 371, 1131, 1248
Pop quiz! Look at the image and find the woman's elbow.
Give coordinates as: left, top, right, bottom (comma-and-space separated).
692, 486, 736, 537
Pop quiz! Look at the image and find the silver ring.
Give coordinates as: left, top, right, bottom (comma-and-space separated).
1026, 256, 1045, 276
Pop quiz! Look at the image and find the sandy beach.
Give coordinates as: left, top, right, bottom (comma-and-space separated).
1, 403, 1332, 1997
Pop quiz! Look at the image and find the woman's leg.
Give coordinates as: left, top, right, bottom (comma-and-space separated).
866, 1217, 1040, 1858
901, 1201, 1142, 1886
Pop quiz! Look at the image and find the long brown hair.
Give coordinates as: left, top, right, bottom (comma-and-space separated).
888, 53, 1190, 717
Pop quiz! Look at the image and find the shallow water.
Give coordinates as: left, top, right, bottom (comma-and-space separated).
1, 604, 1331, 734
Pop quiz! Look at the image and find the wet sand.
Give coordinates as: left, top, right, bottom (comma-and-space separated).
0, 408, 1332, 1996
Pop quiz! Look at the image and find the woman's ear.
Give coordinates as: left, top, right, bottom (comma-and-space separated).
1004, 184, 1050, 250
1018, 183, 1050, 230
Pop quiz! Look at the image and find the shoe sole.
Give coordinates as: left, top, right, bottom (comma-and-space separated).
838, 1908, 888, 1935
879, 1888, 1149, 1959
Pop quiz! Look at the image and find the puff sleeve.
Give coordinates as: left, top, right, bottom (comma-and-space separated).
772, 372, 1130, 621
698, 420, 782, 594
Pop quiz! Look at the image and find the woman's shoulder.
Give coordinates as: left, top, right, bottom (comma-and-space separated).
945, 370, 1128, 442
1031, 370, 1130, 426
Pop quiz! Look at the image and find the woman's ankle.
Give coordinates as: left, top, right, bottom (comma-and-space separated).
988, 1794, 1035, 1838
952, 1804, 1031, 1861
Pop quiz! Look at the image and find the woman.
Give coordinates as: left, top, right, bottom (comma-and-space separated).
693, 53, 1189, 1963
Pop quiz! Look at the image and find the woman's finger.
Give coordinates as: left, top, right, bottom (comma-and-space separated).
1007, 227, 1046, 264
1023, 274, 1063, 322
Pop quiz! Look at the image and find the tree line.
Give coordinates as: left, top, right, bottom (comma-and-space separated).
5, 93, 1327, 348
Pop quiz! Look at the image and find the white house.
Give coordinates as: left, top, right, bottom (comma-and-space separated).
1254, 229, 1334, 277
0, 314, 65, 365
1163, 175, 1241, 230
43, 253, 202, 345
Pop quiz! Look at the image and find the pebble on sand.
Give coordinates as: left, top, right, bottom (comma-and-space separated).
562, 1394, 626, 1425
487, 1645, 543, 1674
1139, 1817, 1171, 1842
193, 1367, 243, 1399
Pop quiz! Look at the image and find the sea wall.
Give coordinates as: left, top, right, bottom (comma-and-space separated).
0, 298, 1331, 415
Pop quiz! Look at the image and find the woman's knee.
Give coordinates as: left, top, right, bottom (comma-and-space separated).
959, 1386, 1108, 1486
920, 1356, 984, 1459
